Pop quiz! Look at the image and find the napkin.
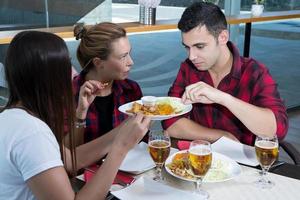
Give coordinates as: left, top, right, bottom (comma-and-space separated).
212, 136, 259, 166
84, 165, 135, 185
112, 176, 203, 200
119, 142, 156, 174
177, 140, 191, 150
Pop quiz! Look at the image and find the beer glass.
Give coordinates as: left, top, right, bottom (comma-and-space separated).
188, 140, 212, 199
148, 130, 171, 181
254, 135, 279, 189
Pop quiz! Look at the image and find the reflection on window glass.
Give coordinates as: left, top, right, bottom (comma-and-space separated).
241, 0, 300, 11
113, 0, 225, 8
113, 0, 300, 11
0, 0, 106, 30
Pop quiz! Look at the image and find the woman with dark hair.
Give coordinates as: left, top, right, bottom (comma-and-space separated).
73, 22, 143, 145
0, 31, 150, 200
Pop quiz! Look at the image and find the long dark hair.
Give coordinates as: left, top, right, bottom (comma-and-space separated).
4, 31, 76, 176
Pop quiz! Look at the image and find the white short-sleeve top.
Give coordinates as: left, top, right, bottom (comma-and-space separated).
0, 108, 63, 200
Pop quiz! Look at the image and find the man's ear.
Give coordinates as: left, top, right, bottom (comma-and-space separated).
92, 57, 103, 68
218, 30, 229, 45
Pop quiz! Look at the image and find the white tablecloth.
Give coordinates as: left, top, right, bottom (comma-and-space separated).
78, 163, 300, 199
144, 165, 300, 200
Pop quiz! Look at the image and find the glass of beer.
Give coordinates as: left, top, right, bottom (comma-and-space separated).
254, 135, 279, 189
148, 130, 171, 181
188, 140, 212, 199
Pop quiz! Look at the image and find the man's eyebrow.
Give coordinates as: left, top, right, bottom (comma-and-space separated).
193, 42, 206, 46
182, 42, 206, 48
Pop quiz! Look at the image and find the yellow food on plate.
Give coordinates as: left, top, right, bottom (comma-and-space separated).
166, 152, 230, 182
166, 152, 195, 180
126, 99, 177, 116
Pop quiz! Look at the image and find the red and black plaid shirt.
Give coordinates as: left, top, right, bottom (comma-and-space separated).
73, 74, 142, 143
162, 42, 288, 145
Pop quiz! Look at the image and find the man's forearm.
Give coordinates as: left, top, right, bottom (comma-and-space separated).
222, 93, 277, 138
166, 118, 238, 143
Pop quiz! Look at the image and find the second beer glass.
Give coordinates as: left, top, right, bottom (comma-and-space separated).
254, 135, 279, 189
148, 130, 171, 181
188, 140, 212, 199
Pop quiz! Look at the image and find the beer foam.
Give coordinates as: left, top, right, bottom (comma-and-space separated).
255, 140, 278, 149
189, 146, 211, 155
149, 140, 171, 148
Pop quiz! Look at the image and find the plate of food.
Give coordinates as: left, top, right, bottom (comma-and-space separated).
165, 150, 242, 183
118, 96, 192, 120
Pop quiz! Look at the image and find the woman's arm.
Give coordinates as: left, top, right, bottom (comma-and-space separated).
27, 145, 128, 200
27, 113, 150, 200
65, 125, 122, 171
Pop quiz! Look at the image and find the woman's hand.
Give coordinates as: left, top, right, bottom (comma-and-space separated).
113, 113, 151, 153
76, 80, 106, 119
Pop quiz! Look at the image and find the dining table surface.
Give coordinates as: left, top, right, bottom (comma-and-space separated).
72, 153, 300, 200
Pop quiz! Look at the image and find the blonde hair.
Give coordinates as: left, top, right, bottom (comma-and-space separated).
74, 22, 126, 71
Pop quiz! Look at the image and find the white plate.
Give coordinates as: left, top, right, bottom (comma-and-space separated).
165, 150, 242, 183
119, 142, 155, 174
118, 97, 192, 121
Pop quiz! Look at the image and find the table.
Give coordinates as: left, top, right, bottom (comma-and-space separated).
158, 164, 300, 199
73, 162, 300, 200
269, 162, 300, 180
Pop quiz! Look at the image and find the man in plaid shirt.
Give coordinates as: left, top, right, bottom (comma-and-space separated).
162, 2, 288, 145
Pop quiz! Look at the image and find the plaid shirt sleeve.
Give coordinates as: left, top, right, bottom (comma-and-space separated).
251, 62, 288, 141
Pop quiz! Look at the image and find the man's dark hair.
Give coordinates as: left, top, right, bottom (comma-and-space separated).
178, 2, 227, 38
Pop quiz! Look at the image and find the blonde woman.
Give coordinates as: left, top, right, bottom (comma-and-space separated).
73, 22, 143, 145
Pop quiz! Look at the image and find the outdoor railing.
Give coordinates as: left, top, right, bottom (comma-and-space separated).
0, 10, 300, 57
